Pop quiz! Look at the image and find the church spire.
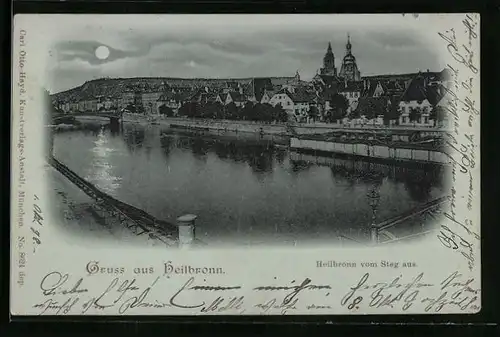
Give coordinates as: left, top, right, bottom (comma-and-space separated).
339, 33, 361, 82
319, 41, 337, 76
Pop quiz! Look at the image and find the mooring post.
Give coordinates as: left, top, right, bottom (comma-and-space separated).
176, 214, 197, 248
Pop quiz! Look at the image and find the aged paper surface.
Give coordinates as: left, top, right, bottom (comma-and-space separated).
11, 14, 480, 316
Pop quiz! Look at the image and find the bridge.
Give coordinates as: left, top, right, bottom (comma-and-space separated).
52, 111, 124, 127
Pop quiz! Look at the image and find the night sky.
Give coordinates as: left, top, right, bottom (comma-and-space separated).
45, 14, 445, 93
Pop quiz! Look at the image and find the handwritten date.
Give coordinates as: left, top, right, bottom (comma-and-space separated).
31, 194, 43, 251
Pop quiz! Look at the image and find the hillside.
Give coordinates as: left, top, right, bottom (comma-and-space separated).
51, 76, 296, 102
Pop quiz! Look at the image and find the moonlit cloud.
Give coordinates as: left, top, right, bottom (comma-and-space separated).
46, 15, 445, 93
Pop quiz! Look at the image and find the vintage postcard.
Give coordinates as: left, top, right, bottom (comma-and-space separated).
10, 14, 480, 316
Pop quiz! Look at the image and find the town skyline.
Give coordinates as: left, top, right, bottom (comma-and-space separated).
52, 65, 448, 95
46, 15, 445, 94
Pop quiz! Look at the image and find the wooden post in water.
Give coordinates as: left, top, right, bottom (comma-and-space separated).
370, 225, 379, 245
176, 214, 197, 248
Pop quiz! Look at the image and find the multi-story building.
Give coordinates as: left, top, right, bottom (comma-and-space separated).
260, 89, 277, 104
338, 79, 363, 112
214, 93, 225, 104
398, 74, 435, 126
69, 100, 79, 112
120, 90, 135, 109
64, 101, 70, 112
269, 87, 312, 121
142, 90, 163, 115
82, 97, 98, 112
97, 96, 117, 111
354, 96, 391, 122
77, 99, 86, 112
157, 92, 182, 114
133, 91, 142, 111
225, 91, 246, 107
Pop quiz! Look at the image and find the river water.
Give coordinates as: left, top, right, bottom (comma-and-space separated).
52, 121, 447, 247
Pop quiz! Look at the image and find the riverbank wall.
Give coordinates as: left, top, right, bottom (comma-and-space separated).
150, 116, 448, 136
156, 116, 289, 135
155, 116, 448, 164
122, 115, 367, 135
290, 137, 448, 165
65, 113, 448, 137
68, 114, 448, 164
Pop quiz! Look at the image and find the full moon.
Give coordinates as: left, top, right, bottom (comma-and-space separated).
95, 45, 110, 60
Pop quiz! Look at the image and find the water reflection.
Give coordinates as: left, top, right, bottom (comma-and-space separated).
123, 128, 145, 152
156, 128, 284, 175
289, 151, 444, 203
290, 160, 313, 173
53, 122, 447, 245
159, 133, 177, 157
84, 129, 122, 194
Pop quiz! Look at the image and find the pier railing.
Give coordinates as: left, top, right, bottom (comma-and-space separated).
371, 196, 448, 245
49, 156, 203, 248
338, 196, 448, 246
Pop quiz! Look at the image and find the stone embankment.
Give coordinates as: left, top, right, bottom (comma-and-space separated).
290, 137, 448, 164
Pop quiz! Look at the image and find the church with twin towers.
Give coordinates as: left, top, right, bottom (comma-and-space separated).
318, 34, 361, 82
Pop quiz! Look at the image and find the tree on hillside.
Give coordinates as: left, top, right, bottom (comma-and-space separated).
349, 108, 361, 119
272, 104, 288, 123
331, 94, 348, 113
308, 106, 320, 123
136, 105, 145, 114
215, 105, 227, 120
384, 100, 401, 125
254, 103, 274, 123
178, 102, 200, 118
225, 102, 239, 120
325, 94, 348, 122
241, 102, 256, 121
159, 104, 175, 117
324, 108, 344, 123
355, 98, 384, 120
201, 102, 223, 119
